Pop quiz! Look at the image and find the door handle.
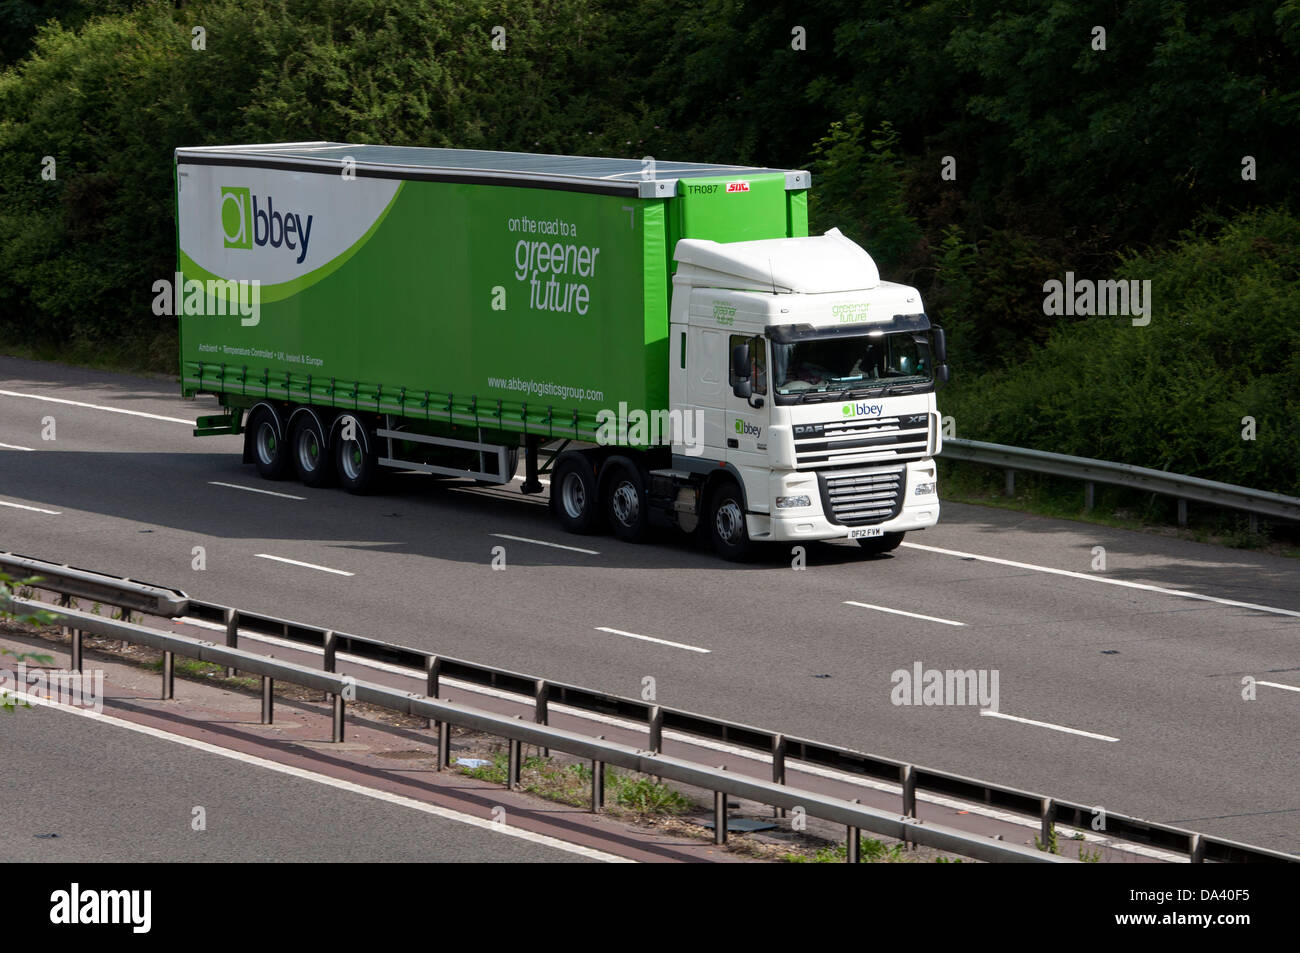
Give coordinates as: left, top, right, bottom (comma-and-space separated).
727, 438, 739, 448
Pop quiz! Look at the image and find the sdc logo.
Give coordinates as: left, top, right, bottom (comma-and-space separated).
734, 419, 761, 437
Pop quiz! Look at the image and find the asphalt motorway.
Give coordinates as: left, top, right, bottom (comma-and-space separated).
2, 355, 1298, 855
0, 694, 596, 863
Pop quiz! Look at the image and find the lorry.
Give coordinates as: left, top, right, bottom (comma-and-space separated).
174, 142, 947, 560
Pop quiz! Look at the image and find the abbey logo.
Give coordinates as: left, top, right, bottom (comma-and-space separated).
221, 187, 252, 249
220, 186, 314, 263
734, 418, 761, 437
713, 303, 737, 326
842, 401, 884, 418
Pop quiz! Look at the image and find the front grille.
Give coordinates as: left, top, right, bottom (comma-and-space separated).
817, 467, 905, 526
793, 415, 929, 467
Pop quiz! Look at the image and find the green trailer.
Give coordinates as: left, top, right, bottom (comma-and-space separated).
176, 143, 946, 559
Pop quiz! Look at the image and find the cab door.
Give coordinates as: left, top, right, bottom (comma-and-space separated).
725, 333, 770, 513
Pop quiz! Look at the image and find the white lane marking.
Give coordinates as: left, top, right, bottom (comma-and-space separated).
903, 541, 1300, 620
174, 618, 1181, 861
10, 690, 628, 863
844, 600, 965, 627
0, 442, 35, 451
491, 533, 599, 555
1257, 680, 1300, 693
0, 388, 192, 425
980, 709, 1119, 742
510, 475, 551, 486
255, 554, 354, 577
594, 626, 711, 654
0, 499, 59, 515
209, 481, 306, 500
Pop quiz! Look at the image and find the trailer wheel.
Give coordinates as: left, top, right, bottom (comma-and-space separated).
335, 415, 378, 494
856, 531, 905, 555
708, 481, 753, 562
550, 453, 602, 534
248, 406, 290, 480
291, 414, 333, 488
603, 458, 649, 543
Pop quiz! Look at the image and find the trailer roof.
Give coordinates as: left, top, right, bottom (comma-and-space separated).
175, 141, 810, 198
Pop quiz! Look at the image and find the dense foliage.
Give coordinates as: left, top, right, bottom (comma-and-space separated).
0, 0, 1296, 489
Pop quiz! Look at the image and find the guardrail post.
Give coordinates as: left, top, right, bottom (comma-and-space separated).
1249, 513, 1258, 534
1177, 499, 1188, 527
1084, 481, 1095, 512
332, 692, 344, 743
508, 737, 522, 790
648, 705, 663, 753
846, 829, 860, 863
1040, 797, 1055, 851
902, 763, 917, 849
161, 650, 174, 700
224, 608, 238, 677
425, 655, 440, 730
436, 720, 450, 771
591, 760, 605, 813
323, 630, 337, 673
714, 787, 727, 845
772, 734, 786, 818
261, 676, 274, 724
535, 679, 550, 757
57, 595, 71, 648
1189, 833, 1205, 863
1004, 469, 1015, 497
70, 628, 82, 673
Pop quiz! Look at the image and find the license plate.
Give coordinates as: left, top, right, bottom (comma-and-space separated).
848, 527, 883, 539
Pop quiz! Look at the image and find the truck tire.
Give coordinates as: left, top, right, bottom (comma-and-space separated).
248, 406, 290, 481
603, 458, 649, 543
709, 481, 753, 562
334, 415, 378, 494
291, 413, 333, 488
550, 453, 602, 534
857, 531, 905, 555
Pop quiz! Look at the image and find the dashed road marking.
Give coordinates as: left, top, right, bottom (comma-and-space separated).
255, 554, 353, 576
594, 626, 711, 654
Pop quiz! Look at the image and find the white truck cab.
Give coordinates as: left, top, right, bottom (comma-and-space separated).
666, 228, 945, 555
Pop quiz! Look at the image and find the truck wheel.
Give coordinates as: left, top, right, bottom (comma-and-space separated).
291, 414, 333, 488
550, 454, 602, 534
248, 406, 290, 480
603, 459, 649, 543
335, 416, 378, 494
709, 482, 753, 562
857, 531, 905, 555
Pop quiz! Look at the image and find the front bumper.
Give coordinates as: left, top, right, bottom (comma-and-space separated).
749, 460, 940, 542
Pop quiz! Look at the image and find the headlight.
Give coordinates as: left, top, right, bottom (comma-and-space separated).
775, 495, 812, 509
913, 482, 936, 496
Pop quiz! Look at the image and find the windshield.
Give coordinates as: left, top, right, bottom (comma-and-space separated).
771, 331, 934, 401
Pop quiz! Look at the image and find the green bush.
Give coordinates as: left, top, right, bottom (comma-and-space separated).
942, 208, 1300, 493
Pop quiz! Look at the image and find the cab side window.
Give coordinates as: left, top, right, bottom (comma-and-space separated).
728, 334, 767, 396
